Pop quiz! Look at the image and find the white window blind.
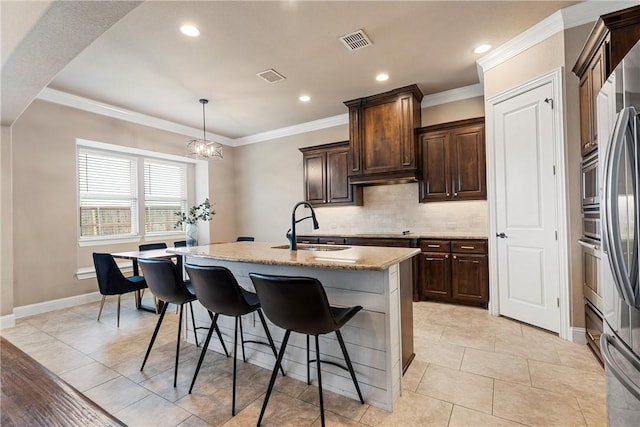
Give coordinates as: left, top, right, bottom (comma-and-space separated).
144, 159, 187, 234
78, 149, 138, 237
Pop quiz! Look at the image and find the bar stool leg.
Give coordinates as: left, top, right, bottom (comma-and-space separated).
207, 310, 229, 357
141, 302, 169, 372
117, 295, 121, 328
257, 310, 285, 376
306, 335, 311, 385
315, 335, 325, 427
97, 295, 106, 321
232, 316, 239, 416
336, 330, 364, 404
188, 302, 199, 347
189, 313, 220, 393
174, 304, 184, 387
257, 330, 291, 426
239, 317, 247, 363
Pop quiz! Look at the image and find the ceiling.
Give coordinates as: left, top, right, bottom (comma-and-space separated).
1, 0, 617, 142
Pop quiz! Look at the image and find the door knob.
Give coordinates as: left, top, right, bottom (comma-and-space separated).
496, 232, 508, 239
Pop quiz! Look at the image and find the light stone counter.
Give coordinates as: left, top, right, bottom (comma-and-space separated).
168, 241, 419, 271
170, 242, 418, 412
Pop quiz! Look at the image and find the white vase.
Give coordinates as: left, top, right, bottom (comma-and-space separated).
185, 223, 198, 247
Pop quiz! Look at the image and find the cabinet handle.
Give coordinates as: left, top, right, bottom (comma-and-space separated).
427, 244, 441, 248
454, 192, 458, 197
446, 193, 450, 197
445, 255, 449, 259
426, 257, 441, 261
587, 330, 601, 342
453, 255, 457, 259
460, 245, 475, 250
301, 240, 311, 244
325, 241, 335, 245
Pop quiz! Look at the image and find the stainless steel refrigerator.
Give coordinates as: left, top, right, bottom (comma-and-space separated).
599, 39, 640, 426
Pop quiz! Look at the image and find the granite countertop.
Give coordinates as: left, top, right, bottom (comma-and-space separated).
168, 241, 420, 271
299, 231, 489, 240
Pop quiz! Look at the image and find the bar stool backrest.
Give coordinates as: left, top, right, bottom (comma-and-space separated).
138, 259, 192, 304
185, 264, 253, 317
139, 242, 167, 251
249, 273, 337, 335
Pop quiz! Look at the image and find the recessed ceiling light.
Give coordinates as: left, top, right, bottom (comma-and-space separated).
180, 24, 200, 37
473, 44, 491, 54
299, 95, 311, 102
376, 73, 389, 82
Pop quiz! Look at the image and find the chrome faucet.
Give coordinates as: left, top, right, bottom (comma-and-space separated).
287, 201, 319, 250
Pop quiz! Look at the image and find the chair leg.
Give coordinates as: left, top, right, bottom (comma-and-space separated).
257, 310, 285, 376
239, 317, 247, 363
257, 330, 291, 426
174, 304, 184, 388
189, 302, 199, 347
117, 295, 121, 328
315, 335, 325, 427
336, 330, 364, 404
208, 310, 229, 357
232, 316, 239, 416
306, 334, 311, 385
189, 313, 219, 393
97, 295, 106, 321
141, 302, 169, 372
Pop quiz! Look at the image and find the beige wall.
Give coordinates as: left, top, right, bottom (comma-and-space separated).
9, 100, 236, 308
421, 96, 485, 127
1, 125, 14, 316
482, 25, 592, 329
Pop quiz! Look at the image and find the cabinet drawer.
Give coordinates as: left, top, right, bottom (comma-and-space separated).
419, 240, 450, 253
451, 240, 487, 254
584, 301, 604, 366
297, 237, 319, 244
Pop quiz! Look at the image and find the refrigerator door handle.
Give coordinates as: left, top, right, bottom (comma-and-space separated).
601, 332, 640, 401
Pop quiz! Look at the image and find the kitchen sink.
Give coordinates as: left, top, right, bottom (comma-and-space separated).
271, 244, 350, 251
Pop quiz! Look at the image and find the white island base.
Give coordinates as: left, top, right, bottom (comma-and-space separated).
183, 256, 407, 412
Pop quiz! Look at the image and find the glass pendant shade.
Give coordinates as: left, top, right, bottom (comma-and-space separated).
187, 99, 223, 160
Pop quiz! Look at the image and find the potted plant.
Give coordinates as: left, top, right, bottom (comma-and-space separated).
175, 198, 215, 247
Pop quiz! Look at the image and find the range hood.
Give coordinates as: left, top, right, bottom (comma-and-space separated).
344, 84, 423, 185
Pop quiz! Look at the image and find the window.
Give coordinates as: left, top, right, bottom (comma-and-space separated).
144, 160, 187, 234
77, 140, 197, 244
78, 149, 138, 238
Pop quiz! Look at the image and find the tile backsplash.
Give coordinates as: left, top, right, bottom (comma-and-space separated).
312, 182, 488, 236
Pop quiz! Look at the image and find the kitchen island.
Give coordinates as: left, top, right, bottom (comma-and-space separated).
169, 241, 419, 411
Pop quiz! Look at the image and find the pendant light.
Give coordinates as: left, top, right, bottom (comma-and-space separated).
186, 99, 223, 160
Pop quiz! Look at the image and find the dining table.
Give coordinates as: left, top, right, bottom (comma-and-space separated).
110, 248, 185, 313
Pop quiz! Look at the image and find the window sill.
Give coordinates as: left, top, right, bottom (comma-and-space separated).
78, 236, 141, 247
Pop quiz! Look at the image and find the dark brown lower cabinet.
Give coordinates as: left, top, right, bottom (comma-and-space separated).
419, 239, 489, 307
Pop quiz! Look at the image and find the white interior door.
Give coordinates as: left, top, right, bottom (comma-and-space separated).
493, 81, 560, 333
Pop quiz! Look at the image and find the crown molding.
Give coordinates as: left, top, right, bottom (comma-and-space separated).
233, 114, 349, 146
421, 84, 483, 108
37, 88, 233, 146
476, 1, 638, 74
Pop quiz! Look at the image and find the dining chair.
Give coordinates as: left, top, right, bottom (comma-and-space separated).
236, 236, 255, 242
92, 253, 147, 328
249, 273, 365, 427
185, 264, 283, 416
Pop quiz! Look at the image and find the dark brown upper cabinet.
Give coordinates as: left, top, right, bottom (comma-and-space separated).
573, 5, 640, 156
299, 141, 362, 207
343, 84, 423, 185
418, 117, 486, 202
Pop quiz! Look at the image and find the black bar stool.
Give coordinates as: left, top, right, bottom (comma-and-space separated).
248, 273, 365, 427
185, 264, 284, 416
138, 258, 226, 387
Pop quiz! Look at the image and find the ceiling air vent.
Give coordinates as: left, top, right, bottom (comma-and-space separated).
339, 29, 372, 51
256, 68, 286, 83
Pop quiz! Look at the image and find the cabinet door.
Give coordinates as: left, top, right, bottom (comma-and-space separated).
361, 99, 404, 173
419, 252, 451, 300
326, 147, 352, 204
451, 124, 486, 200
589, 44, 606, 150
303, 152, 326, 205
419, 131, 451, 202
579, 73, 592, 155
451, 253, 488, 303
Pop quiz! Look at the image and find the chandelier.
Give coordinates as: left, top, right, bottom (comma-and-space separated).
186, 99, 223, 160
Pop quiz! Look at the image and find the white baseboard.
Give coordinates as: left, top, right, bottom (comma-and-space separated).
12, 291, 102, 319
0, 313, 16, 329
570, 327, 588, 345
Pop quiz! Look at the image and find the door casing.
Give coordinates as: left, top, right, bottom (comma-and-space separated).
486, 68, 571, 340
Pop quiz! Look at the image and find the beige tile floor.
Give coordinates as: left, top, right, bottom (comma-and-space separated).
1, 297, 607, 426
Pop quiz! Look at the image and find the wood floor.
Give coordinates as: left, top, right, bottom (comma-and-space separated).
1, 336, 124, 426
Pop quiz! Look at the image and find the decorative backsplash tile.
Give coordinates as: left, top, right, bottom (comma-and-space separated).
313, 183, 488, 235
